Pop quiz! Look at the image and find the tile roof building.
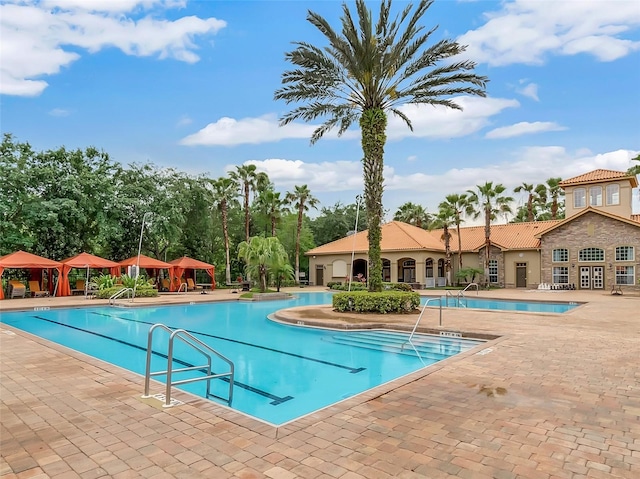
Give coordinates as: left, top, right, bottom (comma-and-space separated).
307, 169, 640, 292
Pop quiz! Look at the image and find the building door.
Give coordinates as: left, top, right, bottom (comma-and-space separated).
516, 262, 527, 288
315, 265, 324, 286
580, 267, 590, 289
579, 266, 604, 289
592, 266, 604, 289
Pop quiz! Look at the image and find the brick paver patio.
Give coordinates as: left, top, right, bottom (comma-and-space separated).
1, 288, 639, 478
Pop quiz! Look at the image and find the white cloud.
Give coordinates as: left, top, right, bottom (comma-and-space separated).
0, 1, 226, 97
459, 0, 640, 66
180, 114, 322, 146
517, 82, 539, 101
48, 108, 70, 117
176, 115, 192, 127
485, 121, 567, 139
407, 155, 418, 162
181, 96, 519, 146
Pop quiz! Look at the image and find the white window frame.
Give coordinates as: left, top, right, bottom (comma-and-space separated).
552, 266, 569, 284
488, 259, 498, 284
573, 188, 586, 208
589, 186, 602, 206
615, 246, 634, 262
552, 248, 568, 262
615, 266, 635, 285
606, 184, 620, 206
579, 248, 604, 262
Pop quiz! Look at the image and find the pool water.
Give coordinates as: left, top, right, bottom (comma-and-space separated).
1, 292, 484, 426
422, 296, 579, 313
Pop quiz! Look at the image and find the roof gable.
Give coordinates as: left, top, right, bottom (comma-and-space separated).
537, 207, 640, 237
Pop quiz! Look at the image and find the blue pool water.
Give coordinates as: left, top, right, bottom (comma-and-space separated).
422, 296, 579, 313
0, 292, 484, 426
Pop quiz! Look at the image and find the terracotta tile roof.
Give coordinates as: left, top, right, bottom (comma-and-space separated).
559, 169, 638, 188
306, 219, 562, 256
449, 220, 560, 251
306, 221, 444, 255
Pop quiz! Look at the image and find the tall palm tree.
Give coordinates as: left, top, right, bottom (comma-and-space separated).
430, 204, 455, 286
256, 189, 285, 237
513, 182, 538, 222
275, 0, 488, 292
466, 182, 513, 287
231, 165, 269, 242
210, 176, 239, 285
286, 185, 319, 284
393, 202, 432, 228
439, 193, 468, 276
545, 177, 564, 220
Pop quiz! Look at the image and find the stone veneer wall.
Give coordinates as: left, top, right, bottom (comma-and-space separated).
477, 245, 505, 287
540, 211, 640, 290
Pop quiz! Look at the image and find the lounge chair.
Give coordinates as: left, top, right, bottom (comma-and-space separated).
186, 278, 202, 291
9, 280, 26, 299
28, 280, 49, 297
161, 278, 170, 292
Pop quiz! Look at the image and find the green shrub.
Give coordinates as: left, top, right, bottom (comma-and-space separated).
333, 291, 421, 314
95, 285, 158, 299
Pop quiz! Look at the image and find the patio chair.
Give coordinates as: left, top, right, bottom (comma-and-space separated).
28, 280, 50, 298
186, 278, 202, 291
9, 280, 26, 299
161, 278, 170, 292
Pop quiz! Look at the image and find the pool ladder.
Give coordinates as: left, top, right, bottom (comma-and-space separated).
142, 323, 234, 408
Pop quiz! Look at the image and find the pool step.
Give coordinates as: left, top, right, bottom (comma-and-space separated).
325, 331, 473, 359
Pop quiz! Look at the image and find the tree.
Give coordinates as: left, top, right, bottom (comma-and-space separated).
466, 182, 513, 286
393, 202, 432, 228
237, 236, 289, 293
543, 177, 564, 220
439, 193, 468, 276
513, 182, 538, 222
211, 176, 239, 285
231, 165, 269, 242
286, 185, 318, 284
275, 0, 488, 292
255, 188, 285, 237
310, 201, 367, 246
430, 204, 455, 286
627, 153, 640, 176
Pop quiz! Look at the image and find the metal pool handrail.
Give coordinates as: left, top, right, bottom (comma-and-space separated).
109, 287, 133, 305
408, 297, 443, 342
142, 323, 234, 407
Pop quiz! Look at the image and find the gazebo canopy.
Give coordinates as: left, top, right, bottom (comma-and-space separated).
0, 250, 63, 299
169, 256, 216, 290
59, 252, 120, 296
119, 254, 175, 291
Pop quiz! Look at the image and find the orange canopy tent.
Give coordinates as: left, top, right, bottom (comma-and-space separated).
0, 250, 63, 299
118, 254, 175, 291
59, 252, 120, 296
169, 256, 216, 290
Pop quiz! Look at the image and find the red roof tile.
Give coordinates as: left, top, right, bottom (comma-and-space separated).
560, 169, 638, 188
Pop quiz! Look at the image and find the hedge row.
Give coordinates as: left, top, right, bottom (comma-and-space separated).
95, 286, 159, 299
328, 281, 413, 292
332, 291, 421, 314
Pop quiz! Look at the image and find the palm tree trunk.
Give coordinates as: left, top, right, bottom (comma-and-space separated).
484, 208, 491, 287
456, 221, 463, 282
527, 196, 533, 222
551, 198, 558, 220
295, 204, 303, 284
244, 183, 250, 242
361, 109, 386, 293
222, 202, 231, 285
444, 224, 451, 286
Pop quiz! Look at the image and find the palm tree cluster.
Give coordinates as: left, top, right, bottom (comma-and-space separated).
511, 178, 564, 222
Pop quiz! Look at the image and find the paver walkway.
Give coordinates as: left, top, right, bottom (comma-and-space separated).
1, 288, 639, 478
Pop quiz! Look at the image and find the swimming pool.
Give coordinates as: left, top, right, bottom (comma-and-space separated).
0, 292, 484, 426
422, 295, 579, 313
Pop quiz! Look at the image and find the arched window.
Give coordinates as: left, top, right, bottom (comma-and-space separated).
578, 248, 604, 262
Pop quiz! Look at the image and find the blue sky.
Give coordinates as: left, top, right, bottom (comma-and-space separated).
2, 0, 639, 219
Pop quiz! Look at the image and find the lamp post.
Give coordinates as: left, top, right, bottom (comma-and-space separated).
348, 195, 362, 292
133, 212, 152, 300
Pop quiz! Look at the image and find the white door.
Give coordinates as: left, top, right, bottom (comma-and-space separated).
592, 266, 604, 289
580, 267, 590, 289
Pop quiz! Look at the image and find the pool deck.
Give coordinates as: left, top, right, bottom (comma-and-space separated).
1, 287, 639, 478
